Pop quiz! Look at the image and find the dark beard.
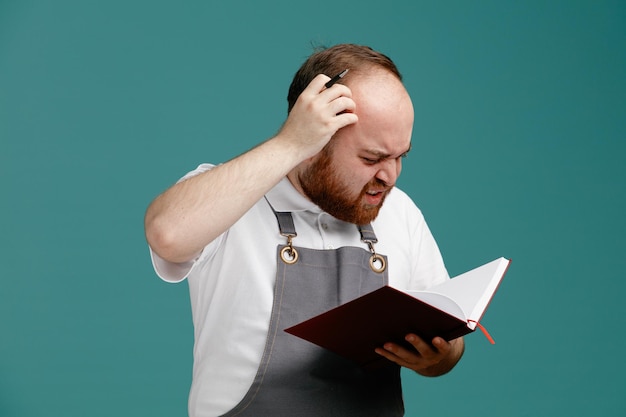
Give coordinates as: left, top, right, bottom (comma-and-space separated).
298, 147, 388, 225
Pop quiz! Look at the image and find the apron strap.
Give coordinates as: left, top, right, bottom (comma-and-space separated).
265, 196, 387, 271
358, 224, 386, 273
264, 196, 378, 244
274, 211, 297, 237
265, 197, 297, 237
357, 224, 378, 244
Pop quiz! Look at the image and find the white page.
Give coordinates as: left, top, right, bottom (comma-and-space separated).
406, 290, 467, 322
423, 258, 509, 323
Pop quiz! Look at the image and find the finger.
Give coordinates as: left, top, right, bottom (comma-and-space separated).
374, 344, 409, 367
428, 337, 452, 359
382, 340, 418, 359
307, 73, 336, 94
328, 96, 356, 117
296, 77, 353, 116
321, 83, 353, 106
404, 334, 452, 362
375, 342, 427, 370
431, 337, 451, 353
404, 334, 434, 355
334, 112, 358, 130
324, 69, 349, 88
415, 336, 456, 359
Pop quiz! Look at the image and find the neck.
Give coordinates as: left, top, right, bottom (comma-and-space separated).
286, 166, 307, 198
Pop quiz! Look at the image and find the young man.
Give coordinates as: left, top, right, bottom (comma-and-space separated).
145, 44, 464, 416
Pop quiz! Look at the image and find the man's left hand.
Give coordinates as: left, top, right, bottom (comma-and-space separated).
375, 334, 465, 377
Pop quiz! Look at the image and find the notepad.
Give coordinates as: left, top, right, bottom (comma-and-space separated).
285, 257, 511, 366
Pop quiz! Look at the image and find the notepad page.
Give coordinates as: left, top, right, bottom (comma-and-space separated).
426, 258, 509, 322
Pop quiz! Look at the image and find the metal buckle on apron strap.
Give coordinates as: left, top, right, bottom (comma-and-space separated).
358, 224, 386, 273
365, 240, 386, 273
280, 233, 299, 264
275, 220, 386, 272
269, 198, 386, 272
270, 207, 299, 264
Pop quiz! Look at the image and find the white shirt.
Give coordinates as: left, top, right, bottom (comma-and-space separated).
150, 164, 449, 417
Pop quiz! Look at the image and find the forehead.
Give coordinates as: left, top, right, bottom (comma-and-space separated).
340, 70, 414, 153
346, 69, 410, 104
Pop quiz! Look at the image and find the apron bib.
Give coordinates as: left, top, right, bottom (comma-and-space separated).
222, 209, 404, 416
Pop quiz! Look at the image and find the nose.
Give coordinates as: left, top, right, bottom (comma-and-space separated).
376, 158, 402, 186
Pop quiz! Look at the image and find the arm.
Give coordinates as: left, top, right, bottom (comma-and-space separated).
144, 74, 358, 263
375, 335, 465, 377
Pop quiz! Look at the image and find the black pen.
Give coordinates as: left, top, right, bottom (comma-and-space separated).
324, 69, 349, 88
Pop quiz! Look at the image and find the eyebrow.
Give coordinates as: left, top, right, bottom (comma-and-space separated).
364, 144, 412, 159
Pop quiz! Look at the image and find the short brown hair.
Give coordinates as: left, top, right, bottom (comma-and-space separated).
287, 44, 402, 112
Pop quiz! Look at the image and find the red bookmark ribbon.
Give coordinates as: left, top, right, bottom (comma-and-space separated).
468, 320, 495, 344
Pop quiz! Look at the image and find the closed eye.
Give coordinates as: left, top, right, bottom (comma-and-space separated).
362, 157, 380, 165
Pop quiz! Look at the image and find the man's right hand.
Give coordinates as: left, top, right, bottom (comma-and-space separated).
276, 74, 358, 161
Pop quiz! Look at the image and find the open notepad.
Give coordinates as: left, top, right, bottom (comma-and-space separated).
285, 257, 511, 367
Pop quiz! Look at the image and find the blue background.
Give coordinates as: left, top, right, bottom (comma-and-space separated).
1, 0, 625, 415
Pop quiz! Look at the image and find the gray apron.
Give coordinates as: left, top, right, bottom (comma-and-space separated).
222, 207, 404, 416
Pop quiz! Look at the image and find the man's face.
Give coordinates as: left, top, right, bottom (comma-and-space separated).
298, 70, 414, 224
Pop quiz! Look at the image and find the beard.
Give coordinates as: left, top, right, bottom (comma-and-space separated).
298, 147, 391, 225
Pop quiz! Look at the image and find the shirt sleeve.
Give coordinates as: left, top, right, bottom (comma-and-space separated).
410, 213, 449, 289
147, 163, 218, 283
397, 189, 449, 290
149, 247, 197, 283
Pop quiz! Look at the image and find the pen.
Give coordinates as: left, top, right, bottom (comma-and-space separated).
324, 69, 349, 88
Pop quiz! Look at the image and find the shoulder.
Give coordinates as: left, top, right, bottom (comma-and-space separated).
372, 186, 428, 252
373, 187, 449, 289
376, 186, 425, 225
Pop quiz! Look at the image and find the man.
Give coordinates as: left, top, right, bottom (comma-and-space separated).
145, 44, 464, 416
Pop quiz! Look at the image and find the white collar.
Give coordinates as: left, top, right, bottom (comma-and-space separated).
265, 177, 322, 213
